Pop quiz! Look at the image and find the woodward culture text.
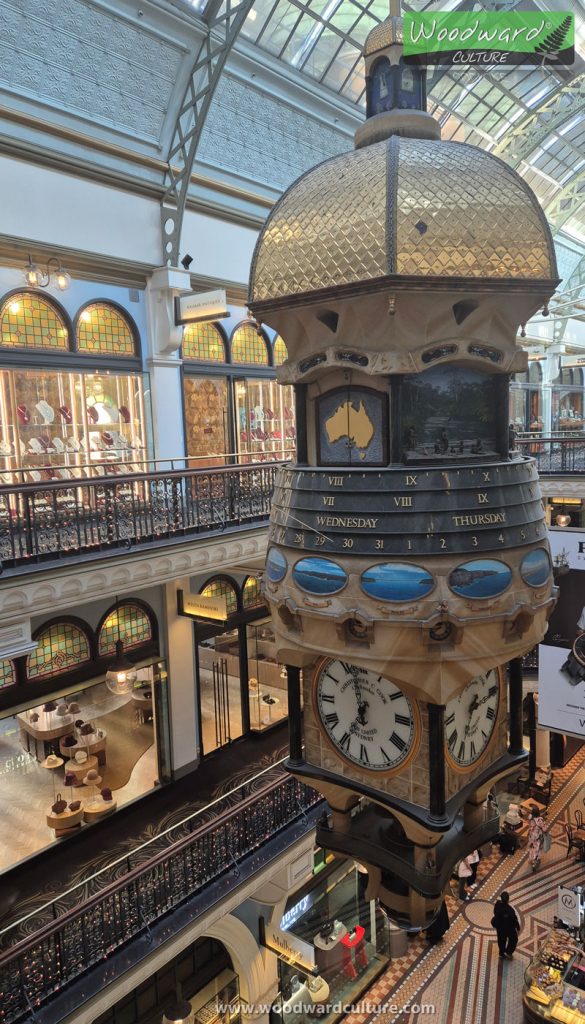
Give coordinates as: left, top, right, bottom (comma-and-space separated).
218, 1002, 436, 1015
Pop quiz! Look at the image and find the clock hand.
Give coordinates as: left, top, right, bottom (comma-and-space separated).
282, 512, 334, 545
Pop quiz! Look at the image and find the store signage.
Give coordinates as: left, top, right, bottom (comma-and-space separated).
538, 529, 585, 738
177, 589, 228, 622
403, 11, 574, 66
558, 886, 583, 928
562, 358, 585, 368
175, 289, 228, 326
281, 894, 311, 930
259, 917, 316, 972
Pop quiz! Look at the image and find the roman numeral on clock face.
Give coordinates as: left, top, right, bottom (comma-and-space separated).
339, 732, 351, 752
360, 744, 370, 764
321, 693, 335, 703
395, 713, 411, 727
390, 731, 406, 753
486, 707, 496, 721
324, 712, 339, 728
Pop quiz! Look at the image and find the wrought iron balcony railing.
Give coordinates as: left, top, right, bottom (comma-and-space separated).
0, 760, 322, 1024
515, 434, 585, 474
0, 460, 286, 574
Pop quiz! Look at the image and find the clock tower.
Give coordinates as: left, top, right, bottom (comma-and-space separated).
248, 5, 559, 929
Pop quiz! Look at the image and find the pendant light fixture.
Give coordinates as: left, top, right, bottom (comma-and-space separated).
105, 596, 137, 695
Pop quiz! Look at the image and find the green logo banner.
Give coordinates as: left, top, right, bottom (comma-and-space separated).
403, 11, 574, 66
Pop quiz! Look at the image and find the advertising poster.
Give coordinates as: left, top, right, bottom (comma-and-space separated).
538, 529, 585, 737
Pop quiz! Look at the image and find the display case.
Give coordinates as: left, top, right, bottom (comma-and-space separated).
247, 621, 290, 733
523, 929, 585, 1022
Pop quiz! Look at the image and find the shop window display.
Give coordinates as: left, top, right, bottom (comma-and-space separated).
27, 620, 91, 680
0, 662, 168, 871
98, 602, 153, 656
273, 861, 390, 1023
522, 927, 585, 1022
76, 303, 136, 356
552, 368, 585, 432
0, 292, 69, 351
247, 621, 290, 733
182, 321, 226, 362
234, 377, 296, 460
231, 323, 269, 365
184, 376, 229, 465
510, 363, 543, 434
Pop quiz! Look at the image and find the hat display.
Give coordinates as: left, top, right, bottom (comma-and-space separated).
56, 704, 70, 718
74, 750, 88, 764
41, 754, 64, 770
64, 772, 77, 787
84, 769, 102, 786
43, 701, 57, 713
68, 702, 80, 714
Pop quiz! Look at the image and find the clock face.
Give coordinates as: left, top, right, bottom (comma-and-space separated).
314, 660, 418, 772
445, 669, 500, 769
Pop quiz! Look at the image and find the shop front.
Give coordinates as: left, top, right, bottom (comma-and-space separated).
184, 574, 292, 757
523, 889, 585, 1022
0, 599, 170, 871
268, 859, 391, 1023
182, 320, 295, 466
0, 291, 151, 481
510, 361, 543, 434
552, 367, 585, 433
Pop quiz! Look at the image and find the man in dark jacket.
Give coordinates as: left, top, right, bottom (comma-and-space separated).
492, 891, 521, 958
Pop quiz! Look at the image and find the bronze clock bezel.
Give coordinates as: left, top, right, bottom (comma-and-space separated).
311, 656, 421, 777
444, 666, 503, 774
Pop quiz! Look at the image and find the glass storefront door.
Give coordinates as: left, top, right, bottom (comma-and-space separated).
184, 376, 230, 467
234, 378, 296, 462
196, 625, 245, 755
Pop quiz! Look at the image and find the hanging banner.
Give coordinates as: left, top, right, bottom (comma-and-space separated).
538, 529, 585, 737
558, 885, 583, 928
174, 289, 229, 326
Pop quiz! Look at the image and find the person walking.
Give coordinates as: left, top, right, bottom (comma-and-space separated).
467, 849, 481, 887
457, 857, 473, 901
425, 900, 450, 944
528, 809, 548, 872
492, 891, 521, 959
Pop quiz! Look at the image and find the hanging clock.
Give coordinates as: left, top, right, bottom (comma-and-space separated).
313, 659, 419, 772
444, 668, 501, 770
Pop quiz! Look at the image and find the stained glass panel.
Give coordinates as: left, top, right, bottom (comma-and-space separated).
98, 603, 153, 656
77, 304, 136, 356
0, 292, 69, 350
0, 659, 16, 689
183, 322, 226, 362
231, 324, 269, 365
273, 336, 288, 366
200, 579, 238, 616
27, 622, 91, 679
242, 576, 263, 608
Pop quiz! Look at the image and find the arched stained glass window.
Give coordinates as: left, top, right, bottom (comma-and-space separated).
77, 303, 136, 356
0, 659, 16, 689
183, 322, 226, 362
273, 335, 287, 366
98, 602, 153, 656
242, 575, 263, 608
231, 324, 269, 365
200, 578, 238, 616
27, 621, 91, 680
0, 292, 69, 351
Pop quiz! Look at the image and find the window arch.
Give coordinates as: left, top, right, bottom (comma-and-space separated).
0, 292, 69, 351
98, 601, 154, 657
199, 577, 238, 616
27, 620, 91, 680
231, 323, 269, 366
183, 322, 226, 362
242, 575, 264, 609
0, 659, 16, 689
273, 335, 288, 367
76, 303, 136, 356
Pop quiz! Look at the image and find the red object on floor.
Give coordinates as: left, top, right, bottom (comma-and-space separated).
355, 938, 368, 970
342, 946, 357, 980
342, 925, 365, 948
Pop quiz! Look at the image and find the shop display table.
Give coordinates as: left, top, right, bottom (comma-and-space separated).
314, 920, 348, 973
132, 689, 153, 720
18, 711, 75, 761
83, 797, 117, 822
46, 804, 83, 837
63, 754, 98, 786
59, 731, 107, 766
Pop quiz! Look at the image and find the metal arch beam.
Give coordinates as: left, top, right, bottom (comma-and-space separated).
554, 254, 585, 344
545, 170, 585, 235
493, 73, 585, 167
160, 0, 256, 267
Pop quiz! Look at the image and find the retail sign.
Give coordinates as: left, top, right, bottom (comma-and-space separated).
563, 358, 585, 368
259, 917, 316, 973
538, 529, 585, 738
558, 886, 583, 928
174, 289, 229, 326
403, 11, 574, 66
177, 589, 228, 623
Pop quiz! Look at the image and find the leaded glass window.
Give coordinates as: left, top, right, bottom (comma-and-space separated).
98, 603, 153, 656
77, 303, 136, 356
273, 336, 287, 366
200, 579, 238, 616
0, 659, 16, 689
0, 292, 69, 350
231, 324, 269, 365
27, 622, 91, 679
242, 576, 263, 608
183, 322, 226, 362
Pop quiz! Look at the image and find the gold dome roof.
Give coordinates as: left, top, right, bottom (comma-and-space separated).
249, 136, 557, 308
364, 15, 403, 56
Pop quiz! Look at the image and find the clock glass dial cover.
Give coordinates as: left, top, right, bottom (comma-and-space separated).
315, 660, 416, 771
445, 669, 500, 767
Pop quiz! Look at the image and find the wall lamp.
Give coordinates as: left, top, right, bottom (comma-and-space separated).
24, 255, 71, 291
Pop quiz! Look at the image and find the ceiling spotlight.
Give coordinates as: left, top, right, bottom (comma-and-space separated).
24, 255, 70, 291
180, 254, 193, 270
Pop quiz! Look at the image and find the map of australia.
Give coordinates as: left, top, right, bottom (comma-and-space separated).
325, 400, 375, 454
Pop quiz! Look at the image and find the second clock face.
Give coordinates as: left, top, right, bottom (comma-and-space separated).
314, 660, 418, 772
445, 669, 500, 769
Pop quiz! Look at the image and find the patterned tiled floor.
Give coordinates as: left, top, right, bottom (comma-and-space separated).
344, 748, 585, 1024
